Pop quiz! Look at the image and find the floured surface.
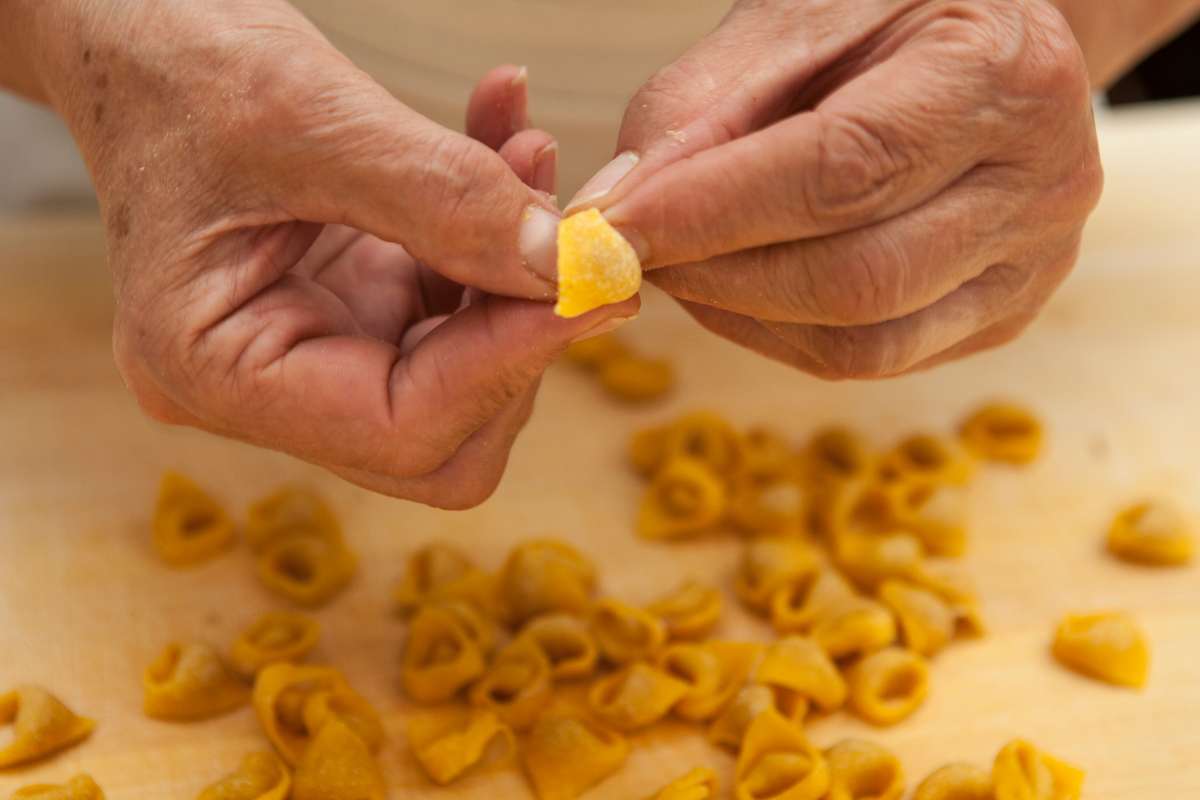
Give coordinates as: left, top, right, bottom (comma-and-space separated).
1, 104, 1199, 797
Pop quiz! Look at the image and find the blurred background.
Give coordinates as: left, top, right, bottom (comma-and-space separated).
1, 1, 1197, 215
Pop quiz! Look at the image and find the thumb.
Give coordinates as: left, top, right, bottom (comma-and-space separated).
264, 77, 560, 301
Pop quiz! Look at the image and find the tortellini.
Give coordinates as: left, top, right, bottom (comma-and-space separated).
564, 331, 629, 370
590, 598, 667, 664
846, 647, 929, 726
152, 472, 235, 567
629, 425, 671, 477
9, 775, 104, 800
728, 476, 806, 537
517, 613, 598, 679
658, 640, 762, 721
408, 707, 515, 786
708, 685, 778, 751
1107, 499, 1194, 566
900, 484, 970, 558
958, 403, 1043, 465
230, 611, 321, 678
393, 542, 496, 617
638, 456, 728, 540
833, 530, 925, 591
253, 663, 381, 766
499, 540, 596, 625
736, 537, 822, 613
598, 355, 675, 403
824, 738, 905, 800
196, 752, 291, 800
142, 642, 248, 721
742, 427, 798, 483
755, 636, 847, 716
292, 718, 386, 800
735, 709, 830, 800
245, 485, 342, 551
878, 580, 957, 658
662, 411, 746, 479
647, 768, 719, 800
1051, 611, 1149, 688
522, 715, 630, 800
880, 434, 973, 487
646, 579, 723, 641
803, 427, 874, 485
0, 686, 95, 768
401, 604, 487, 704
255, 533, 357, 609
913, 763, 994, 800
554, 207, 642, 318
992, 739, 1084, 800
469, 638, 553, 731
588, 662, 689, 731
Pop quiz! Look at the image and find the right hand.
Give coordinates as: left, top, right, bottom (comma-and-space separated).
31, 0, 637, 507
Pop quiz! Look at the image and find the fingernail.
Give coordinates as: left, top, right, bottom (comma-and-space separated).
519, 205, 559, 283
510, 66, 529, 131
532, 142, 558, 196
571, 314, 637, 344
566, 151, 640, 212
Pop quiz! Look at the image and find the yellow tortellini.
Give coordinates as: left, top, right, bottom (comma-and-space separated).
1106, 499, 1195, 566
638, 456, 728, 540
913, 763, 994, 800
598, 355, 675, 403
658, 640, 762, 722
393, 542, 497, 617
499, 540, 596, 625
878, 579, 957, 658
9, 775, 104, 800
230, 611, 321, 678
833, 530, 925, 592
629, 425, 671, 477
590, 598, 667, 664
245, 485, 342, 552
728, 476, 806, 537
803, 427, 874, 486
662, 411, 746, 479
735, 709, 830, 800
408, 706, 515, 786
742, 427, 798, 483
142, 642, 248, 721
0, 686, 94, 768
401, 604, 487, 704
517, 613, 599, 680
646, 767, 719, 800
992, 739, 1084, 800
588, 662, 690, 731
292, 718, 386, 800
910, 561, 987, 639
564, 331, 630, 370
152, 472, 235, 567
1051, 611, 1149, 688
736, 536, 823, 613
958, 403, 1043, 465
755, 636, 847, 716
646, 579, 723, 641
254, 533, 357, 609
708, 684, 778, 751
523, 714, 630, 800
824, 738, 905, 800
253, 663, 381, 766
899, 483, 970, 557
470, 638, 553, 731
196, 752, 291, 800
845, 647, 929, 726
769, 568, 896, 658
880, 434, 973, 487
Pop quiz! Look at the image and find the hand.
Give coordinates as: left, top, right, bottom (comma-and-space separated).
36, 1, 636, 507
573, 0, 1102, 378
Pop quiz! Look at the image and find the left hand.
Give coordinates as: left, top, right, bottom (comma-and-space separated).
572, 0, 1104, 378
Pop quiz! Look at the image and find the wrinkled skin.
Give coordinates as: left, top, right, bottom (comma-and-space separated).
26, 0, 636, 507
581, 0, 1104, 379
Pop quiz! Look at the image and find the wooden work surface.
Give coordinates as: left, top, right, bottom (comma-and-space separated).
2, 102, 1199, 798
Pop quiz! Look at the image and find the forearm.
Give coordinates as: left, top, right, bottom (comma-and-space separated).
1053, 0, 1200, 87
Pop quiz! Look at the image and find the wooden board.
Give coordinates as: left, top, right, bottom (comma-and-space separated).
1, 102, 1198, 798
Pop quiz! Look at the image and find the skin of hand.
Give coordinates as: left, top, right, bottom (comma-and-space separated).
11, 0, 637, 508
571, 0, 1104, 379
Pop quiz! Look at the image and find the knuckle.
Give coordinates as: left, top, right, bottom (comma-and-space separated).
801, 231, 911, 325
805, 325, 904, 380
806, 113, 910, 227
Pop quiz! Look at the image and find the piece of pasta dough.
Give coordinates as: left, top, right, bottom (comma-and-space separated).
878, 579, 956, 657
245, 485, 342, 552
846, 647, 929, 726
913, 763, 994, 800
638, 456, 728, 540
255, 533, 357, 609
1051, 611, 1149, 688
554, 208, 642, 318
735, 709, 831, 800
230, 611, 321, 678
9, 775, 105, 800
402, 605, 487, 704
253, 663, 379, 766
647, 767, 719, 800
196, 752, 291, 800
523, 714, 630, 800
708, 685, 778, 750
409, 706, 514, 786
470, 638, 553, 731
823, 739, 905, 800
142, 642, 248, 721
499, 540, 596, 625
588, 662, 690, 731
517, 613, 598, 680
0, 686, 95, 768
599, 355, 675, 403
756, 636, 847, 715
590, 598, 667, 664
291, 718, 386, 800
1106, 500, 1195, 566
737, 537, 823, 613
992, 739, 1084, 800
152, 472, 236, 567
957, 403, 1043, 465
659, 640, 762, 722
393, 542, 496, 617
646, 579, 723, 641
